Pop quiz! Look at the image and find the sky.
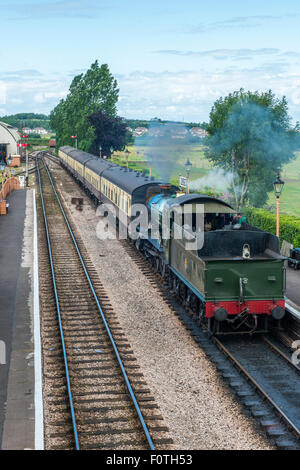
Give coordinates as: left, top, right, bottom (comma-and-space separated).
1, 0, 300, 123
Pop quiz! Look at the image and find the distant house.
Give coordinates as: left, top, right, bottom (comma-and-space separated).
148, 127, 164, 137
171, 126, 188, 139
190, 127, 208, 139
22, 127, 33, 134
132, 127, 148, 137
33, 127, 48, 135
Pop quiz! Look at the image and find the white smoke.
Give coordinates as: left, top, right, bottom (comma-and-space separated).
190, 168, 233, 192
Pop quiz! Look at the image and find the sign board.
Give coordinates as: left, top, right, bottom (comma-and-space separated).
179, 176, 187, 189
18, 175, 25, 188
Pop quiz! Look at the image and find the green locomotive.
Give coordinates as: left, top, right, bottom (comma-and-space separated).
146, 192, 286, 335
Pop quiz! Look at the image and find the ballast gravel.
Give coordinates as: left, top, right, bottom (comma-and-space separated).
50, 163, 274, 450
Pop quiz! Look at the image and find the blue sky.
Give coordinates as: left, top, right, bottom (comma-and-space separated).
1, 0, 300, 123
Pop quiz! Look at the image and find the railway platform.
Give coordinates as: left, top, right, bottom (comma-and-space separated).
0, 189, 42, 450
286, 268, 300, 318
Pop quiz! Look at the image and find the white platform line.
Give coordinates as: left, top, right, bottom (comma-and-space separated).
33, 189, 44, 450
285, 297, 300, 320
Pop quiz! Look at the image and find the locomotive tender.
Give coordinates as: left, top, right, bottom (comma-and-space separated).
58, 146, 286, 334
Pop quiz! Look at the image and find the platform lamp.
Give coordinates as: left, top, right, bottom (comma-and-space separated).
125, 148, 130, 169
184, 158, 192, 194
99, 145, 102, 159
273, 173, 285, 238
6, 154, 12, 178
110, 146, 114, 161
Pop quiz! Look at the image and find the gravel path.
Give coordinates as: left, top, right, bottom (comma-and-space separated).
50, 162, 274, 450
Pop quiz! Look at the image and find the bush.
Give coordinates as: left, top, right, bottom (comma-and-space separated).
244, 207, 300, 246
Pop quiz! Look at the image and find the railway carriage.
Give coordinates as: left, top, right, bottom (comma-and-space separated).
59, 146, 169, 219
57, 146, 286, 335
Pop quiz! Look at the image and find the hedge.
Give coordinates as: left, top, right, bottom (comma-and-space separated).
243, 207, 300, 247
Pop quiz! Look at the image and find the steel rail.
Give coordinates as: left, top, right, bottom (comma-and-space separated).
43, 153, 60, 164
41, 156, 156, 451
36, 156, 80, 450
263, 336, 300, 372
213, 335, 300, 439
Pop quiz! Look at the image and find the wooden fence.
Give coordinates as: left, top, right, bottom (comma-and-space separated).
0, 177, 20, 215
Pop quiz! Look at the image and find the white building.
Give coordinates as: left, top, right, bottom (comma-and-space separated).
33, 127, 48, 135
190, 127, 208, 138
22, 127, 33, 134
0, 121, 21, 160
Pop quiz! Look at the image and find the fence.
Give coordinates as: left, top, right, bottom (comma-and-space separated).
0, 177, 20, 215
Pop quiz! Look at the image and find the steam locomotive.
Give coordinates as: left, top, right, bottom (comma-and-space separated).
57, 146, 286, 335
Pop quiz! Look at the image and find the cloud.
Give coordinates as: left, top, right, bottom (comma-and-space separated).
0, 71, 68, 116
116, 62, 300, 123
154, 48, 280, 61
179, 14, 299, 34
4, 0, 110, 20
0, 69, 43, 82
0, 82, 6, 105
2, 60, 300, 126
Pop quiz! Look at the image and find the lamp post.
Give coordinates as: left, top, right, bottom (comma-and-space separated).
273, 173, 285, 238
110, 146, 114, 161
125, 148, 130, 169
99, 145, 102, 159
7, 154, 12, 178
184, 159, 192, 194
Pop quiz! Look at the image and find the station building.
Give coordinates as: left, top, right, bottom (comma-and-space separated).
0, 121, 21, 161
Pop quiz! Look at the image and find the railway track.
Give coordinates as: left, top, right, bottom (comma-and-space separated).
37, 156, 172, 450
213, 335, 300, 446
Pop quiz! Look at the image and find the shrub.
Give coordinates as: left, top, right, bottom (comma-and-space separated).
244, 207, 300, 246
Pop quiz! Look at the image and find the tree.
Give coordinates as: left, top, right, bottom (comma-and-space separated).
50, 61, 119, 151
205, 89, 300, 210
89, 109, 128, 158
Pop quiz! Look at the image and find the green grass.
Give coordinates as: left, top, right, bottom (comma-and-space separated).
266, 152, 300, 216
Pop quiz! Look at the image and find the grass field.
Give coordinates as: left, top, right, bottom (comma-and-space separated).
114, 144, 300, 216
266, 152, 300, 216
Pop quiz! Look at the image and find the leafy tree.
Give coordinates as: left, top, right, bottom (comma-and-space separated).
50, 61, 119, 151
205, 89, 300, 210
89, 109, 128, 158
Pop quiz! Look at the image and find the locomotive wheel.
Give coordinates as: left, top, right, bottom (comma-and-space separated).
179, 282, 186, 300
190, 294, 199, 314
